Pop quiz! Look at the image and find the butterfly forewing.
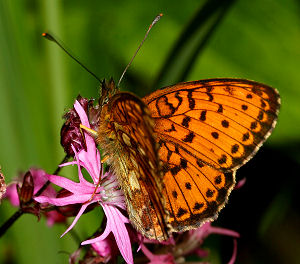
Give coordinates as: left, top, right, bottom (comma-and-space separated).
143, 78, 280, 232
143, 79, 280, 172
98, 91, 169, 240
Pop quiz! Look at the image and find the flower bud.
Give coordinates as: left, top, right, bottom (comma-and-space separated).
17, 171, 34, 206
61, 96, 89, 156
61, 96, 101, 156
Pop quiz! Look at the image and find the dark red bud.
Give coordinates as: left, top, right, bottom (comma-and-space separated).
61, 96, 89, 156
61, 95, 100, 156
18, 171, 34, 205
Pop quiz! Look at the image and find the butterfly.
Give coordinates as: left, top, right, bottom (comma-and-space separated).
95, 77, 280, 241
0, 168, 6, 201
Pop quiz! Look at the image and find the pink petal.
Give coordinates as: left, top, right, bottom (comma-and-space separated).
82, 204, 133, 264
141, 244, 175, 263
209, 226, 240, 238
61, 203, 90, 237
30, 169, 48, 193
46, 211, 66, 227
74, 100, 90, 128
235, 177, 246, 189
72, 144, 90, 184
82, 221, 112, 244
34, 193, 94, 206
74, 101, 101, 183
228, 239, 238, 264
4, 183, 19, 206
92, 238, 113, 258
193, 248, 209, 258
47, 174, 95, 193
59, 161, 77, 167
74, 101, 95, 154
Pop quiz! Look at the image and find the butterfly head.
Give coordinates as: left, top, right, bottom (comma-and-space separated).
99, 78, 118, 108
97, 78, 119, 140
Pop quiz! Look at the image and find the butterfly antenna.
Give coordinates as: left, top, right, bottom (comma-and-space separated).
42, 32, 102, 83
117, 13, 163, 87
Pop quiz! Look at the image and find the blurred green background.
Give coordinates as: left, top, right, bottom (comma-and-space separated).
0, 0, 299, 263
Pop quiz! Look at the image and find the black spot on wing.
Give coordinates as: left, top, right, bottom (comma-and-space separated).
211, 132, 219, 139
172, 190, 178, 199
206, 189, 215, 198
185, 182, 192, 190
221, 120, 229, 128
242, 132, 250, 141
193, 202, 204, 210
181, 116, 191, 128
176, 208, 188, 218
217, 104, 223, 113
183, 132, 195, 143
164, 124, 176, 132
231, 144, 239, 154
200, 111, 206, 121
187, 90, 195, 110
218, 154, 227, 165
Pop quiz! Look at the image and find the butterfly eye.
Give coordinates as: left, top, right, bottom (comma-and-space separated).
99, 95, 109, 108
103, 97, 109, 105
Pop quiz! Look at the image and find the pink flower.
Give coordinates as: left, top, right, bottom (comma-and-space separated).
4, 169, 56, 207
91, 235, 116, 262
141, 243, 175, 264
34, 101, 133, 264
45, 211, 67, 227
3, 169, 67, 226
141, 222, 239, 264
235, 177, 246, 189
4, 183, 19, 206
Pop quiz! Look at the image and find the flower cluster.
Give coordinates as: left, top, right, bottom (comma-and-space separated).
1, 99, 240, 264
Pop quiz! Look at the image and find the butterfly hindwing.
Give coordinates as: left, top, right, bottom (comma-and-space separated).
159, 138, 235, 231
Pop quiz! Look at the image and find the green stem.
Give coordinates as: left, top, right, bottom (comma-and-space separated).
0, 208, 23, 237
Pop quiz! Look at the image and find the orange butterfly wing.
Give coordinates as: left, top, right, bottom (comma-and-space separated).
98, 91, 169, 240
143, 78, 280, 231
